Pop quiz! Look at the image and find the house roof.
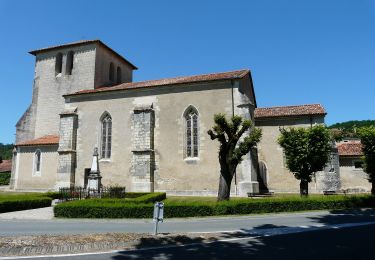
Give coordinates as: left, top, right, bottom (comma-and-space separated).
0, 160, 11, 173
64, 69, 251, 97
16, 135, 60, 147
29, 39, 138, 70
254, 104, 326, 119
337, 141, 363, 156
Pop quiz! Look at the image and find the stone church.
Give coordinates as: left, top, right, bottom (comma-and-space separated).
9, 40, 371, 195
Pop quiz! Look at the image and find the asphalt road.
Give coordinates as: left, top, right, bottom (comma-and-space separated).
1, 208, 375, 236
13, 223, 375, 260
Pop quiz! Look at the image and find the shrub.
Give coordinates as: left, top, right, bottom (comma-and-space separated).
0, 172, 11, 185
132, 192, 166, 203
54, 194, 375, 218
125, 192, 150, 199
54, 192, 167, 218
0, 196, 52, 213
44, 191, 62, 200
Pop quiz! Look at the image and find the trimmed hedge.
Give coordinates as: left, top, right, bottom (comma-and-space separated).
54, 192, 166, 218
0, 196, 52, 213
54, 194, 375, 219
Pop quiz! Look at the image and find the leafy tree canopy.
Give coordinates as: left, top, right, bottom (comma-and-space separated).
208, 113, 262, 201
328, 120, 375, 140
278, 125, 332, 196
357, 126, 375, 194
0, 143, 14, 160
329, 120, 374, 131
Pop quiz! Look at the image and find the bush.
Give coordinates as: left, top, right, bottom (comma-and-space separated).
43, 191, 62, 200
0, 172, 11, 185
54, 194, 375, 218
54, 192, 166, 218
0, 195, 52, 213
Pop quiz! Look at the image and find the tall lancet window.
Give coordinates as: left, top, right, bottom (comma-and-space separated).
33, 149, 41, 176
184, 106, 199, 158
101, 113, 112, 159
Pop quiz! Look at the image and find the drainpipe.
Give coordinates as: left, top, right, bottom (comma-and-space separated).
231, 80, 238, 196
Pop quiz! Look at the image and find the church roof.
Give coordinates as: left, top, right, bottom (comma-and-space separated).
336, 141, 363, 156
16, 135, 59, 147
29, 39, 138, 70
64, 69, 251, 97
254, 104, 326, 119
0, 160, 11, 173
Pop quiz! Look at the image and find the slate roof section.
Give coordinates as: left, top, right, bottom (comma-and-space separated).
16, 135, 60, 147
64, 69, 251, 97
29, 39, 138, 70
254, 104, 326, 119
337, 141, 363, 156
0, 160, 11, 173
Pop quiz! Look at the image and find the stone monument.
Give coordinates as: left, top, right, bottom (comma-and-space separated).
87, 147, 102, 191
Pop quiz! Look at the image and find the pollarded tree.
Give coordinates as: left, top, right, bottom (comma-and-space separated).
278, 125, 332, 196
208, 113, 262, 201
357, 126, 375, 195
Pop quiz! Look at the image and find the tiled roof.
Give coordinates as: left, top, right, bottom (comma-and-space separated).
254, 104, 326, 119
29, 39, 137, 70
0, 160, 11, 173
64, 69, 250, 97
337, 141, 363, 156
16, 135, 59, 147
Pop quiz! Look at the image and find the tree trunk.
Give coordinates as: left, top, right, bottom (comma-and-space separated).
300, 180, 309, 197
372, 181, 375, 195
217, 174, 231, 201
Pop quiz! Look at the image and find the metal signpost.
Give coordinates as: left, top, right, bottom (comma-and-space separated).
153, 202, 164, 235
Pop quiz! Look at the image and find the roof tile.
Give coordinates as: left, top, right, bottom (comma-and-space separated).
65, 69, 250, 97
0, 160, 12, 173
255, 104, 326, 119
16, 135, 59, 147
337, 141, 363, 156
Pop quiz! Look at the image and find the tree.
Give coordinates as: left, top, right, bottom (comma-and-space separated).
357, 126, 375, 195
207, 113, 262, 201
278, 125, 332, 196
0, 143, 14, 160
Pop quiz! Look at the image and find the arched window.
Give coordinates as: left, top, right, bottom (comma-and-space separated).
101, 113, 112, 159
116, 66, 122, 84
55, 52, 63, 75
109, 62, 114, 82
66, 51, 74, 75
184, 106, 199, 158
33, 149, 41, 175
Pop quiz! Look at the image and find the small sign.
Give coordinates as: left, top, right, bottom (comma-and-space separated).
153, 202, 164, 222
153, 202, 164, 235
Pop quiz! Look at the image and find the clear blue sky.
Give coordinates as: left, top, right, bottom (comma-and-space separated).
0, 0, 374, 144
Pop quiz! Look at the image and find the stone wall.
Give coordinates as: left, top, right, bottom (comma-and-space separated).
255, 116, 325, 193
131, 107, 155, 191
94, 45, 134, 88
12, 145, 58, 191
68, 79, 256, 195
339, 156, 371, 192
57, 112, 78, 188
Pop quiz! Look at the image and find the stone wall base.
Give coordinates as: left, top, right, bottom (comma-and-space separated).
238, 181, 259, 196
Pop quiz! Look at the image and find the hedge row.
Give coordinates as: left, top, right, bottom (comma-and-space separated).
0, 196, 52, 213
54, 195, 375, 218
